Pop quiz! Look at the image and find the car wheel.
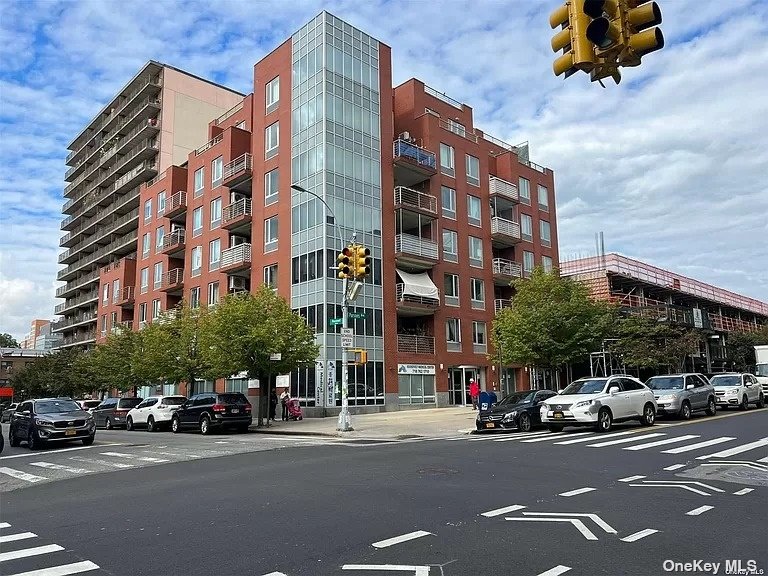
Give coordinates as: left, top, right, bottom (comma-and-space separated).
126, 417, 134, 431
705, 397, 716, 416
105, 417, 113, 430
171, 416, 180, 434
740, 395, 749, 411
9, 427, 20, 447
82, 435, 94, 446
641, 403, 656, 426
518, 413, 532, 432
679, 401, 691, 420
200, 415, 211, 435
757, 394, 765, 409
596, 408, 613, 433
147, 416, 156, 432
28, 430, 44, 450
547, 424, 564, 433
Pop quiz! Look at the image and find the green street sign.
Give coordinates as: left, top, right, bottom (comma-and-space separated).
329, 318, 343, 326
349, 312, 366, 319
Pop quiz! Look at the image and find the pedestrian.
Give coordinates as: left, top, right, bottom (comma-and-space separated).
269, 389, 278, 422
280, 388, 290, 421
469, 378, 480, 410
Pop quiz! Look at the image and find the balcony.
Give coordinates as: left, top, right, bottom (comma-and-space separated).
394, 186, 437, 217
394, 233, 439, 271
490, 217, 522, 247
494, 299, 512, 314
397, 334, 436, 355
222, 197, 252, 234
195, 134, 223, 156
51, 312, 96, 332
395, 284, 440, 316
56, 269, 100, 298
58, 330, 97, 348
221, 243, 252, 273
160, 268, 184, 294
223, 153, 253, 191
393, 139, 436, 187
57, 230, 138, 281
492, 258, 523, 285
489, 176, 519, 204
116, 286, 135, 307
165, 191, 188, 221
162, 229, 186, 257
53, 290, 99, 317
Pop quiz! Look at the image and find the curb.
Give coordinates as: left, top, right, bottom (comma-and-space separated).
247, 427, 340, 437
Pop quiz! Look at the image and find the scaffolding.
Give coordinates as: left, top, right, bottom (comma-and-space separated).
590, 340, 628, 377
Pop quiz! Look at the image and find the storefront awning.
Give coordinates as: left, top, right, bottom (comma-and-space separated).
396, 269, 439, 298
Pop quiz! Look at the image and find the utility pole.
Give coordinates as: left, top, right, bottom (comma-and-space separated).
339, 273, 352, 431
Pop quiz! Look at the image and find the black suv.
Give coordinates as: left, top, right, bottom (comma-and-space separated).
9, 398, 96, 450
171, 393, 252, 435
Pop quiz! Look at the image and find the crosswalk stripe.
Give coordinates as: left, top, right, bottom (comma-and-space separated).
521, 432, 593, 443
696, 437, 768, 460
69, 457, 132, 469
0, 522, 10, 529
491, 431, 554, 442
661, 437, 736, 454
0, 467, 47, 483
734, 488, 754, 496
686, 505, 714, 516
0, 544, 64, 562
99, 452, 169, 463
587, 433, 665, 448
29, 462, 89, 474
618, 475, 646, 482
664, 464, 686, 471
623, 435, 700, 451
554, 430, 638, 445
0, 532, 37, 544
5, 559, 100, 576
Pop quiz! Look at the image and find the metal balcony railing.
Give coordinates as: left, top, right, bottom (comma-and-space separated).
489, 176, 519, 202
214, 101, 245, 126
490, 217, 521, 239
116, 286, 135, 304
223, 153, 252, 180
394, 186, 437, 214
393, 139, 436, 170
494, 299, 512, 314
195, 134, 223, 156
56, 269, 100, 297
394, 233, 439, 260
223, 198, 252, 222
162, 268, 184, 289
221, 243, 252, 268
163, 229, 186, 250
492, 258, 522, 278
57, 230, 138, 280
167, 191, 187, 214
395, 284, 440, 307
396, 334, 436, 355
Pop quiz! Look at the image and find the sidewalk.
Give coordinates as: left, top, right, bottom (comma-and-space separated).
248, 407, 479, 439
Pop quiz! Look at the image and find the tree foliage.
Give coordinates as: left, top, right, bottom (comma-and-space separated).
9, 349, 93, 399
88, 327, 149, 395
725, 325, 768, 371
0, 333, 20, 348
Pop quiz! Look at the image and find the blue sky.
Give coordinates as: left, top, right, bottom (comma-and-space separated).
1, 0, 767, 340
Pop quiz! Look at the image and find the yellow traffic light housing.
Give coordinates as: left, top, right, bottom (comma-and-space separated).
352, 245, 371, 280
337, 246, 353, 279
549, 0, 597, 78
623, 0, 664, 64
352, 349, 367, 365
585, 0, 623, 50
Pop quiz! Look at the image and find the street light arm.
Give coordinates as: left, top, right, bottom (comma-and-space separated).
290, 184, 346, 249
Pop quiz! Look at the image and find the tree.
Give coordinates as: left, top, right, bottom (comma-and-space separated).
725, 325, 768, 371
0, 333, 20, 348
10, 349, 92, 399
493, 268, 616, 385
202, 286, 319, 426
89, 327, 149, 396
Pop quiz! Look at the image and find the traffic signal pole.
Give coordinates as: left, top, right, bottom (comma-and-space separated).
338, 274, 353, 432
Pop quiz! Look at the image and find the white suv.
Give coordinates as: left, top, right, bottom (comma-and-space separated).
126, 395, 187, 432
541, 375, 657, 433
710, 373, 765, 410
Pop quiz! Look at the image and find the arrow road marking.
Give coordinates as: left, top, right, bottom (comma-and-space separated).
587, 433, 666, 447
699, 460, 768, 471
559, 487, 596, 497
618, 475, 646, 482
520, 512, 616, 534
506, 517, 598, 540
537, 566, 572, 576
621, 529, 658, 542
661, 437, 736, 454
481, 504, 526, 518
629, 483, 709, 496
696, 437, 768, 459
640, 480, 724, 493
686, 505, 714, 516
342, 565, 430, 575
623, 434, 700, 451
372, 531, 433, 549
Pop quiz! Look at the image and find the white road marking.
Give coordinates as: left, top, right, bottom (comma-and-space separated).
587, 433, 666, 447
214, 441, 229, 444
621, 528, 658, 542
0, 468, 46, 483
641, 480, 724, 493
0, 544, 64, 562
144, 451, 204, 459
99, 452, 169, 463
664, 464, 686, 471
0, 522, 10, 528
686, 505, 714, 516
520, 512, 616, 534
559, 487, 596, 497
481, 504, 526, 518
661, 437, 736, 454
0, 443, 122, 460
623, 434, 700, 451
629, 483, 709, 496
734, 488, 754, 496
29, 462, 89, 474
696, 437, 768, 459
5, 560, 100, 575
69, 457, 132, 469
492, 431, 554, 442
371, 530, 433, 549
618, 475, 646, 482
342, 565, 430, 575
507, 517, 597, 541
554, 430, 637, 444
537, 566, 572, 576
0, 531, 37, 543
521, 432, 593, 443
700, 461, 768, 471
758, 455, 768, 463
262, 573, 288, 576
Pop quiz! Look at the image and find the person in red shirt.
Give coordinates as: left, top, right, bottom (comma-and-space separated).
469, 378, 480, 410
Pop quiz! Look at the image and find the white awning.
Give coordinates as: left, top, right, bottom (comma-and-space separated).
396, 269, 439, 299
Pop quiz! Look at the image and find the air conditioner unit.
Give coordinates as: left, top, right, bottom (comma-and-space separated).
229, 276, 248, 291
231, 192, 246, 203
231, 235, 247, 246
170, 223, 184, 233
398, 131, 411, 141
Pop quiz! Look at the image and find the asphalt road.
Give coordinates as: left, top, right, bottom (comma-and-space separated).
1, 410, 767, 576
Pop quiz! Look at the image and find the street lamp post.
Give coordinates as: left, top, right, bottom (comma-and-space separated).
291, 184, 353, 432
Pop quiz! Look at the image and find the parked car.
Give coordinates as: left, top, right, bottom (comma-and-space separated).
8, 398, 95, 450
709, 373, 765, 410
1, 403, 18, 423
476, 389, 558, 432
540, 375, 657, 433
645, 373, 716, 419
126, 395, 186, 432
77, 399, 102, 413
171, 393, 252, 435
92, 397, 143, 429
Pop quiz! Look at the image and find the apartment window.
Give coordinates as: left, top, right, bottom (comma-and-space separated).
192, 207, 203, 237
209, 238, 221, 271
439, 143, 455, 177
142, 233, 151, 258
521, 214, 533, 242
139, 303, 147, 325
210, 197, 222, 229
442, 230, 458, 263
441, 186, 456, 219
155, 226, 165, 251
444, 273, 459, 307
208, 282, 219, 306
153, 262, 163, 289
540, 220, 552, 247
190, 286, 201, 309
211, 156, 223, 187
542, 255, 553, 273
523, 251, 535, 276
473, 321, 487, 353
152, 299, 161, 320
264, 216, 278, 253
266, 76, 280, 113
140, 267, 149, 294
519, 177, 531, 205
191, 246, 202, 277
538, 185, 549, 211
469, 236, 483, 267
470, 278, 485, 310
194, 167, 205, 197
264, 171, 279, 208
112, 279, 120, 303
101, 314, 107, 336
157, 191, 166, 216
110, 311, 117, 329
264, 264, 278, 288
466, 154, 480, 186
144, 198, 152, 223
467, 195, 481, 226
102, 283, 109, 305
446, 318, 461, 352
265, 122, 279, 159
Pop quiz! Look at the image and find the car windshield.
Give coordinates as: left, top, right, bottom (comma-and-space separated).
82, 400, 101, 408
118, 398, 142, 409
710, 375, 741, 387
218, 393, 248, 405
498, 391, 536, 405
162, 397, 186, 405
646, 376, 684, 390
562, 379, 608, 395
35, 400, 82, 414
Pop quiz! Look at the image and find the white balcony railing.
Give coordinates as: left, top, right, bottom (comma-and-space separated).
397, 334, 436, 354
492, 258, 522, 278
394, 186, 437, 214
221, 243, 252, 268
395, 233, 439, 260
494, 299, 512, 314
489, 176, 518, 202
223, 198, 252, 222
490, 217, 521, 240
223, 153, 252, 180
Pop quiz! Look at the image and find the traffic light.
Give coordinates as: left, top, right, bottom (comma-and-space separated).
549, 0, 596, 78
623, 0, 664, 65
352, 244, 371, 280
585, 0, 623, 50
337, 245, 353, 279
352, 349, 367, 365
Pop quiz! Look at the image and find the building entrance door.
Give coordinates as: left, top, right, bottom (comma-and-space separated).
449, 367, 478, 406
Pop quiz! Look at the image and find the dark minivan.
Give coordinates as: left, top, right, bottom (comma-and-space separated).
92, 397, 143, 429
171, 393, 252, 435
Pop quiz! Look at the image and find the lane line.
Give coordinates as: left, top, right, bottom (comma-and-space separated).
640, 480, 724, 493
618, 475, 646, 482
559, 487, 595, 497
629, 483, 709, 496
5, 560, 100, 576
99, 452, 169, 463
371, 530, 432, 549
537, 566, 572, 576
0, 532, 37, 543
0, 544, 64, 562
686, 505, 714, 516
621, 529, 658, 542
623, 435, 700, 451
587, 433, 665, 447
69, 457, 132, 469
0, 468, 46, 483
521, 512, 616, 534
29, 462, 89, 474
521, 432, 593, 443
506, 517, 597, 541
554, 430, 638, 445
481, 504, 526, 518
661, 437, 736, 454
696, 437, 768, 460
734, 488, 754, 496
664, 464, 686, 471
0, 443, 122, 460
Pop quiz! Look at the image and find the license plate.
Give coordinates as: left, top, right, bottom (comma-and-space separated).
231, 408, 239, 414
553, 412, 564, 419
485, 422, 495, 429
65, 429, 76, 436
